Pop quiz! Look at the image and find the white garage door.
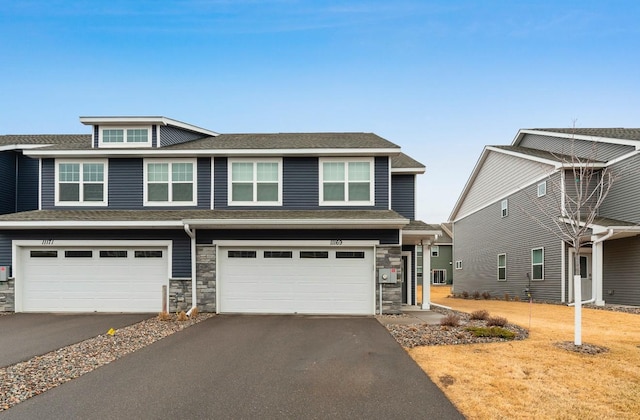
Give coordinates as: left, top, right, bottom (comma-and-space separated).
20, 247, 168, 312
218, 247, 374, 315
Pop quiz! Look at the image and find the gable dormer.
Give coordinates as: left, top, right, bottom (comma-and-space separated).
80, 116, 219, 149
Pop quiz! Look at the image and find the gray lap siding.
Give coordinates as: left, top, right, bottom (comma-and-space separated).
453, 179, 562, 301
600, 153, 640, 224
603, 236, 640, 306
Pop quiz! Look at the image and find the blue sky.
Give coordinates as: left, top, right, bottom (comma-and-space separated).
1, 1, 639, 222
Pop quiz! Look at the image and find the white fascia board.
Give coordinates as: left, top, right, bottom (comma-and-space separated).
23, 147, 401, 158
486, 146, 562, 167
440, 223, 453, 237
213, 240, 379, 247
403, 230, 442, 237
449, 147, 491, 221
0, 220, 184, 229
183, 218, 409, 229
0, 144, 57, 152
79, 116, 219, 137
391, 167, 426, 174
515, 129, 640, 148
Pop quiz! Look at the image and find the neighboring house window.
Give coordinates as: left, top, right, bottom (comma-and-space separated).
431, 245, 439, 257
228, 159, 282, 205
100, 127, 151, 147
501, 199, 508, 217
144, 159, 196, 206
56, 160, 107, 206
537, 181, 547, 197
455, 260, 462, 270
432, 269, 446, 284
320, 158, 374, 205
497, 253, 506, 281
532, 247, 544, 280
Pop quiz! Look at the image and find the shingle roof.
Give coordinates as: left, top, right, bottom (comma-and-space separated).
391, 153, 425, 169
532, 128, 640, 141
0, 134, 91, 146
403, 220, 441, 231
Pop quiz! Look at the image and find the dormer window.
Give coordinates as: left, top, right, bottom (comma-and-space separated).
99, 127, 151, 147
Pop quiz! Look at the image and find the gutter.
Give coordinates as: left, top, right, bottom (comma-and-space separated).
183, 223, 198, 316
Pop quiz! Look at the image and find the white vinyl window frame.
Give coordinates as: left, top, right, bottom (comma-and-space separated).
431, 245, 439, 257
537, 181, 547, 197
54, 159, 108, 206
227, 158, 283, 206
319, 157, 375, 206
99, 126, 152, 148
497, 253, 506, 281
143, 158, 197, 206
432, 269, 447, 285
532, 247, 544, 281
455, 260, 462, 270
501, 199, 508, 217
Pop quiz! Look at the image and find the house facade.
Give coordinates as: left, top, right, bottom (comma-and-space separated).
450, 128, 640, 306
430, 223, 453, 285
0, 116, 439, 314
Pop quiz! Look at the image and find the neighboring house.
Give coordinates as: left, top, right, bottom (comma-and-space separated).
0, 116, 440, 314
430, 223, 453, 285
450, 128, 640, 307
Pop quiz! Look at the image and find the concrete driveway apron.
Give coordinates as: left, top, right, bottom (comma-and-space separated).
0, 313, 151, 367
2, 315, 463, 419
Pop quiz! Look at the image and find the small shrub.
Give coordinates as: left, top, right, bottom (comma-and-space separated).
487, 316, 508, 327
482, 291, 491, 300
176, 310, 188, 321
157, 311, 171, 321
440, 313, 460, 327
461, 291, 469, 299
189, 307, 199, 319
466, 326, 515, 339
472, 290, 481, 300
470, 309, 490, 320
514, 295, 520, 302
504, 292, 510, 301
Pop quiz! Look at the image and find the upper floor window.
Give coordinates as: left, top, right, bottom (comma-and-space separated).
56, 160, 107, 206
144, 159, 196, 206
100, 127, 151, 147
537, 181, 547, 197
431, 245, 439, 257
501, 199, 508, 217
320, 158, 374, 205
228, 159, 282, 205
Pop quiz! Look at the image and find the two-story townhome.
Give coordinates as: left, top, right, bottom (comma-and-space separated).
450, 128, 640, 307
0, 116, 440, 314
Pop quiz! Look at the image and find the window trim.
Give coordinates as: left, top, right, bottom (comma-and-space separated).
455, 260, 462, 270
432, 269, 447, 284
99, 126, 152, 148
532, 247, 544, 281
537, 181, 547, 197
143, 158, 197, 206
501, 199, 508, 217
227, 158, 283, 206
319, 157, 375, 206
497, 253, 506, 281
430, 245, 439, 257
55, 159, 108, 206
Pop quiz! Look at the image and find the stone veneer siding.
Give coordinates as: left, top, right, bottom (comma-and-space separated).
376, 245, 403, 314
0, 279, 14, 311
169, 246, 217, 313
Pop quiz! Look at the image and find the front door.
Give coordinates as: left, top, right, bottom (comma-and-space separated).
580, 254, 592, 300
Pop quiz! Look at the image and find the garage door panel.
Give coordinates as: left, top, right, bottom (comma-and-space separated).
219, 247, 374, 315
21, 247, 167, 313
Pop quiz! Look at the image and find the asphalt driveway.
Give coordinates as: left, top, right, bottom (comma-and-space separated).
0, 313, 151, 367
2, 315, 463, 419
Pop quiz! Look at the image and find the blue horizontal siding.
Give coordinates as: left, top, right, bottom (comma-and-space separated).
160, 126, 205, 147
17, 153, 39, 212
108, 159, 144, 208
391, 174, 415, 219
0, 152, 16, 214
0, 229, 191, 278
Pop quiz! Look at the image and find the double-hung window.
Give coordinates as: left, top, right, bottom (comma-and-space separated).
144, 159, 196, 205
320, 158, 374, 205
497, 253, 506, 281
501, 199, 508, 217
56, 160, 107, 205
537, 181, 547, 197
431, 245, 440, 257
532, 247, 544, 280
228, 159, 282, 205
100, 127, 151, 147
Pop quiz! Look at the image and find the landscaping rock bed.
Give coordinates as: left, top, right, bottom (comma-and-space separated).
0, 313, 214, 412
382, 308, 528, 348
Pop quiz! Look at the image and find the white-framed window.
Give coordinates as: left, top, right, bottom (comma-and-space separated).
431, 245, 440, 257
455, 260, 462, 270
432, 269, 446, 284
537, 181, 547, 197
144, 159, 196, 206
319, 157, 374, 205
497, 253, 506, 281
532, 247, 544, 280
55, 160, 108, 206
228, 158, 282, 205
99, 126, 151, 148
501, 199, 508, 217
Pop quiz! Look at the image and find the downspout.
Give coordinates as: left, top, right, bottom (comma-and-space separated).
568, 229, 614, 307
183, 224, 197, 316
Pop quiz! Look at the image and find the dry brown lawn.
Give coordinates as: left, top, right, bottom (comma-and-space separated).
409, 286, 640, 419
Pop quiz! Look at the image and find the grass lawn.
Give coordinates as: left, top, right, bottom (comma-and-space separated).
409, 286, 640, 419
